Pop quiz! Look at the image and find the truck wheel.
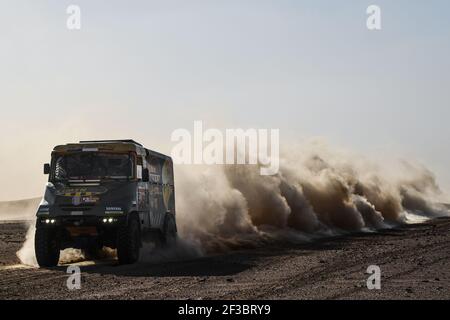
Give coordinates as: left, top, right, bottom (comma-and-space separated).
117, 216, 140, 264
35, 227, 60, 267
160, 214, 177, 247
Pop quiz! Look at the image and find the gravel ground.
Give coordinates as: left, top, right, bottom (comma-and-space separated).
0, 218, 449, 300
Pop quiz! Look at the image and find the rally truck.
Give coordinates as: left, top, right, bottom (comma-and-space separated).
34, 140, 177, 267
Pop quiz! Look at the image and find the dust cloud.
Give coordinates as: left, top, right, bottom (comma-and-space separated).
16, 222, 38, 266
0, 198, 40, 221
175, 141, 450, 253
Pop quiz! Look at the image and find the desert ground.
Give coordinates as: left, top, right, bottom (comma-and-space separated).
0, 218, 449, 300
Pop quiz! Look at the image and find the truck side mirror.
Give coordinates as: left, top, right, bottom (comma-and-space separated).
43, 163, 50, 175
142, 168, 149, 182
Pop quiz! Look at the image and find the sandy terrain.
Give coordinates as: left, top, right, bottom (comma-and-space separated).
0, 218, 449, 300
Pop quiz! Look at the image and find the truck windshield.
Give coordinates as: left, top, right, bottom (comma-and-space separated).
52, 153, 133, 181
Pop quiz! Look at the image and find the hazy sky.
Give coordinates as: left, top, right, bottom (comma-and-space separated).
1, 0, 450, 200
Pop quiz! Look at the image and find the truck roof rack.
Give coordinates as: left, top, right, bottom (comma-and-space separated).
79, 140, 143, 146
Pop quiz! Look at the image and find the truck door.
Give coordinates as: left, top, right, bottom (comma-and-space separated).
136, 156, 150, 228
147, 156, 165, 229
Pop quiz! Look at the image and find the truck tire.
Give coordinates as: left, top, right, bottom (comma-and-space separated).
160, 214, 177, 247
35, 227, 60, 267
117, 216, 140, 264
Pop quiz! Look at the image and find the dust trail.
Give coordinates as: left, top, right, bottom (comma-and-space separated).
0, 198, 40, 221
16, 220, 38, 266
139, 239, 203, 264
6, 199, 40, 267
176, 140, 450, 253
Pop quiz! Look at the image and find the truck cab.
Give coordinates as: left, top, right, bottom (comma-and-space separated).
35, 140, 177, 267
